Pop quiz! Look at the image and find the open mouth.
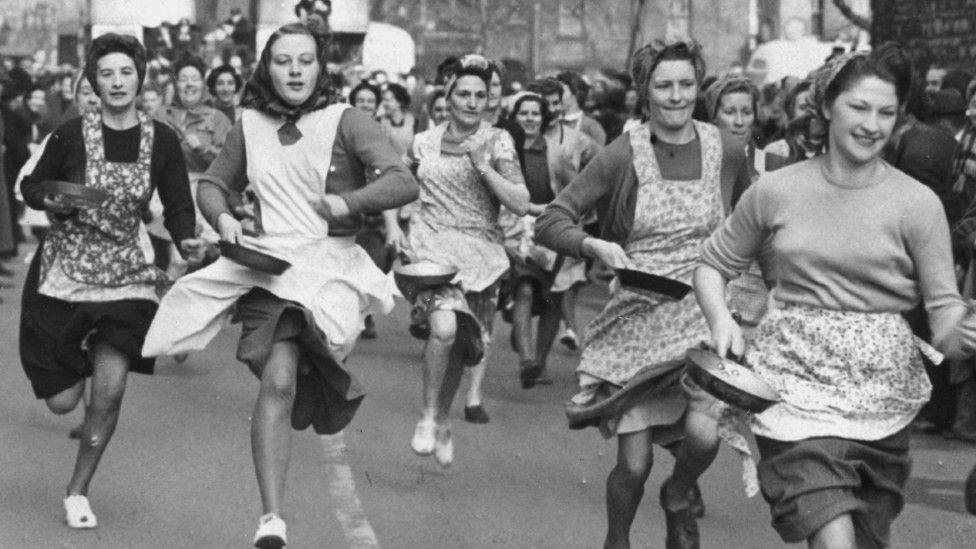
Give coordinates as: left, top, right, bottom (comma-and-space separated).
852, 134, 880, 147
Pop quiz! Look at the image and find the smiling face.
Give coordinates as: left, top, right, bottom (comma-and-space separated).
824, 75, 898, 166
76, 79, 101, 112
543, 92, 563, 121
213, 72, 238, 105
268, 33, 320, 107
381, 89, 401, 116
430, 96, 449, 125
26, 89, 46, 115
714, 91, 755, 145
646, 60, 698, 132
176, 65, 204, 108
96, 52, 140, 111
448, 75, 488, 129
514, 98, 544, 138
352, 89, 377, 116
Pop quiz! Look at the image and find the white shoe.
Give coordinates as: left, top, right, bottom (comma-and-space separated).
434, 425, 454, 468
253, 513, 287, 548
560, 329, 579, 351
64, 495, 97, 529
411, 418, 436, 456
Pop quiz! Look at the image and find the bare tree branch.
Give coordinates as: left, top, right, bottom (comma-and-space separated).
832, 0, 871, 30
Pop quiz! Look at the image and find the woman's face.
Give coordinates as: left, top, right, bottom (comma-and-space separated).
76, 80, 101, 112
213, 72, 238, 105
176, 66, 204, 107
967, 92, 976, 127
791, 88, 812, 120
269, 34, 320, 107
352, 90, 377, 116
380, 89, 401, 115
26, 89, 46, 115
430, 96, 449, 125
448, 75, 488, 128
515, 99, 543, 138
714, 91, 755, 145
624, 89, 639, 115
824, 75, 898, 166
646, 60, 697, 131
141, 89, 162, 114
96, 52, 140, 111
488, 71, 502, 110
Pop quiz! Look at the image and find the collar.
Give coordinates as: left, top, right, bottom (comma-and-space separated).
562, 111, 582, 123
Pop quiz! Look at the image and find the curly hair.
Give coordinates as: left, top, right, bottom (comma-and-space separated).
630, 39, 706, 114
85, 33, 147, 95
349, 80, 381, 107
509, 92, 553, 134
441, 54, 493, 96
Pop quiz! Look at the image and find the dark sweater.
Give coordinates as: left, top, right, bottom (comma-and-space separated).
22, 117, 196, 245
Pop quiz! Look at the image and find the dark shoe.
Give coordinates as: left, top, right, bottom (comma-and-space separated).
660, 479, 701, 549
68, 423, 84, 440
361, 315, 378, 339
965, 464, 976, 514
464, 405, 490, 424
520, 360, 542, 389
559, 329, 579, 351
535, 367, 553, 386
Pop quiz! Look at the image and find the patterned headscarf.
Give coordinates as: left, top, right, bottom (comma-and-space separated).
442, 54, 494, 96
703, 74, 758, 121
788, 51, 869, 153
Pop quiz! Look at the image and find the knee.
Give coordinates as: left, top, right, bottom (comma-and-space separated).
259, 364, 297, 403
612, 458, 653, 487
428, 312, 457, 345
46, 396, 79, 415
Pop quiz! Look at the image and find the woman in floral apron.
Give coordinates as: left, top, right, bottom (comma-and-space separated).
142, 22, 417, 548
696, 51, 976, 549
401, 54, 529, 466
535, 39, 750, 549
18, 34, 202, 529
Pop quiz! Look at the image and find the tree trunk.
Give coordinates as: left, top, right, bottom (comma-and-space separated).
628, 0, 647, 57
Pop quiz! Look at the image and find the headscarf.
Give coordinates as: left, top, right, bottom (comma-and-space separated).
240, 21, 333, 145
703, 73, 758, 121
791, 50, 869, 153
630, 38, 706, 113
441, 54, 493, 96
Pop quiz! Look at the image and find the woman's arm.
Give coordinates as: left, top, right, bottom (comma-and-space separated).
20, 123, 76, 214
333, 109, 419, 214
196, 121, 248, 241
153, 125, 198, 251
468, 130, 529, 216
694, 265, 745, 357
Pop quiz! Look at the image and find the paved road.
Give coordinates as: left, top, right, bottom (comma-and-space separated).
1, 248, 975, 548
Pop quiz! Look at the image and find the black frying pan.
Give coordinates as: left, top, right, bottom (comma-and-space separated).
615, 269, 692, 300
218, 240, 291, 275
40, 180, 109, 208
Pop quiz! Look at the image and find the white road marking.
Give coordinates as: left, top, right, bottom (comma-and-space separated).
320, 432, 381, 549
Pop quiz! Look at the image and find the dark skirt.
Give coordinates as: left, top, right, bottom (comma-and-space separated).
232, 288, 366, 435
19, 241, 157, 399
499, 250, 555, 323
354, 215, 394, 273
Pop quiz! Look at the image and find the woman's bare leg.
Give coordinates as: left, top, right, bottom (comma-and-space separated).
605, 429, 654, 549
65, 343, 130, 496
251, 339, 300, 515
512, 281, 535, 363
665, 408, 720, 507
46, 379, 86, 416
809, 513, 857, 549
421, 309, 463, 421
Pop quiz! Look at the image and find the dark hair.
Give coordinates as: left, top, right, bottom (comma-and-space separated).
942, 69, 974, 99
350, 80, 380, 106
173, 55, 207, 82
383, 83, 411, 109
435, 56, 459, 86
824, 51, 907, 111
509, 93, 553, 133
426, 89, 446, 112
868, 42, 915, 110
783, 79, 813, 120
85, 33, 147, 95
556, 71, 589, 107
441, 55, 493, 95
206, 64, 243, 95
525, 78, 563, 100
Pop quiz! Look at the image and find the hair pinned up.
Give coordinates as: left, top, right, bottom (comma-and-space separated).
441, 54, 494, 96
85, 33, 147, 95
630, 38, 706, 113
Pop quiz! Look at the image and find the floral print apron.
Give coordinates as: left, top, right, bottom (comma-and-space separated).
40, 111, 167, 295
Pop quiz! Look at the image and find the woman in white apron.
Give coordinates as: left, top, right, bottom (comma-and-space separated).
142, 22, 417, 548
19, 34, 202, 529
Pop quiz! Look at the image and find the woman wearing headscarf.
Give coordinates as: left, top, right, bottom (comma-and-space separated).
402, 54, 529, 461
695, 50, 976, 549
502, 90, 597, 387
142, 22, 417, 547
18, 33, 201, 529
535, 39, 750, 549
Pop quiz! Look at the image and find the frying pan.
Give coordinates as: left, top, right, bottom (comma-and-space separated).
218, 240, 291, 275
615, 269, 692, 300
40, 180, 109, 208
393, 262, 459, 290
685, 347, 781, 414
